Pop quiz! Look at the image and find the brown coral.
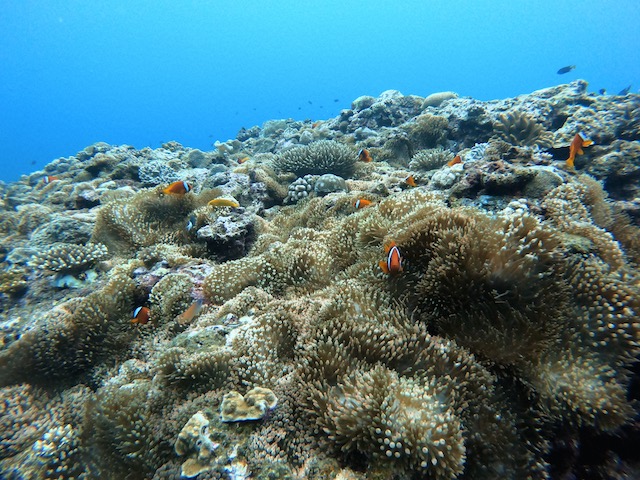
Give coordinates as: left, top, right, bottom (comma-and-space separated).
493, 111, 553, 147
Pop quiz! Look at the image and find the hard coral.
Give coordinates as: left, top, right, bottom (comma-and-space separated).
29, 242, 108, 274
273, 140, 356, 177
493, 111, 553, 147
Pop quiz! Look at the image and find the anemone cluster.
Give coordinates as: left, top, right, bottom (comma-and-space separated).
0, 82, 638, 479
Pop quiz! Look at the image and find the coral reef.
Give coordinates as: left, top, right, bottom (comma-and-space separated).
0, 81, 639, 480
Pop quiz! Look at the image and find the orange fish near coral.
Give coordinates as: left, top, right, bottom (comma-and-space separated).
354, 199, 372, 209
566, 133, 593, 168
358, 148, 372, 162
131, 306, 151, 325
448, 155, 462, 167
175, 300, 203, 325
379, 241, 403, 275
208, 198, 240, 208
237, 156, 250, 164
405, 175, 417, 187
42, 175, 59, 184
162, 181, 192, 195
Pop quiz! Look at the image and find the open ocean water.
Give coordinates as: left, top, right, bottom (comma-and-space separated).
0, 0, 639, 182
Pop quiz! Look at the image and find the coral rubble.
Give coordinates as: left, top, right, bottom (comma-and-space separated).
0, 81, 638, 479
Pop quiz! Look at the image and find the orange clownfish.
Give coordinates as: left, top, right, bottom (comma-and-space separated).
162, 181, 192, 195
354, 198, 372, 209
448, 155, 462, 167
379, 241, 403, 275
405, 175, 417, 187
566, 133, 593, 168
131, 306, 151, 325
237, 156, 250, 164
42, 175, 59, 184
358, 148, 373, 162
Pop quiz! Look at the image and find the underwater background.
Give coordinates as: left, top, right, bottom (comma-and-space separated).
1, 2, 640, 480
1, 0, 640, 182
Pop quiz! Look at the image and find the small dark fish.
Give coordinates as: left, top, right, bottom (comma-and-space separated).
298, 107, 301, 110
557, 65, 576, 75
334, 99, 339, 102
30, 160, 36, 165
186, 214, 197, 232
618, 85, 631, 95
308, 100, 312, 105
598, 88, 607, 95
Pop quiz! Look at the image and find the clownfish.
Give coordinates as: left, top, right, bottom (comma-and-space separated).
131, 306, 151, 325
566, 133, 593, 168
354, 199, 372, 209
237, 156, 249, 164
379, 241, 403, 275
405, 175, 417, 187
358, 148, 373, 162
162, 181, 192, 195
176, 300, 203, 325
208, 198, 240, 208
448, 155, 462, 167
42, 175, 59, 184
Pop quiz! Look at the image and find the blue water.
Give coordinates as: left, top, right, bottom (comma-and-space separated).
1, 0, 639, 182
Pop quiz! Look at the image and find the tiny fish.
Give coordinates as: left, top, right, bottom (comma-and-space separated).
405, 175, 417, 187
448, 155, 462, 167
163, 181, 192, 195
186, 214, 197, 232
379, 241, 403, 275
312, 121, 322, 128
566, 133, 593, 168
358, 148, 372, 162
176, 300, 203, 325
598, 88, 607, 95
354, 198, 372, 209
618, 85, 631, 95
42, 175, 59, 184
208, 198, 240, 208
237, 156, 250, 164
557, 65, 576, 75
131, 306, 151, 325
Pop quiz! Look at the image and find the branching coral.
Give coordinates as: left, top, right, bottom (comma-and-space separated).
29, 242, 109, 274
272, 140, 356, 177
